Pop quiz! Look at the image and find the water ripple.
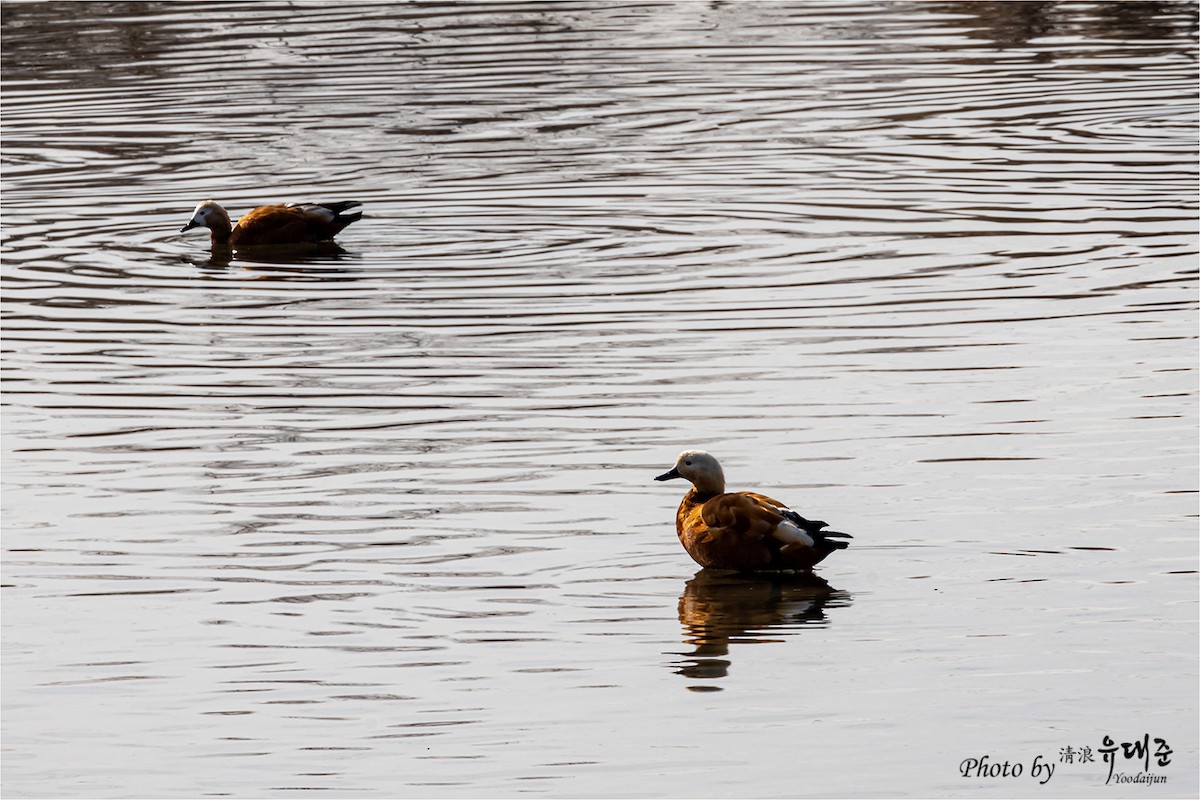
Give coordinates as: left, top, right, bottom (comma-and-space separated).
2, 2, 1196, 797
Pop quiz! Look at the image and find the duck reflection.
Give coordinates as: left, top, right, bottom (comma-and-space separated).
185, 242, 356, 273
933, 1, 1195, 50
674, 569, 850, 689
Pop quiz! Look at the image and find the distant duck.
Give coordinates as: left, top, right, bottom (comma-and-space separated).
655, 450, 852, 572
180, 200, 363, 247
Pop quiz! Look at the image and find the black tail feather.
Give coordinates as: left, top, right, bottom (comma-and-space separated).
319, 201, 363, 217
819, 530, 853, 539
815, 530, 852, 550
780, 508, 832, 533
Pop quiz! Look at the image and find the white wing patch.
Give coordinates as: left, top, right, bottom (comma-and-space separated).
770, 517, 815, 549
284, 203, 335, 222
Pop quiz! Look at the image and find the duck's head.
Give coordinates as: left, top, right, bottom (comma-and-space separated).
180, 200, 230, 233
655, 450, 726, 494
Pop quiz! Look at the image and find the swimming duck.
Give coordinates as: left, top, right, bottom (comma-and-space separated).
180, 200, 362, 247
655, 450, 851, 572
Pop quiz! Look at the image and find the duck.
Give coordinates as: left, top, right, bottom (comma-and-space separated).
655, 450, 851, 572
180, 200, 362, 248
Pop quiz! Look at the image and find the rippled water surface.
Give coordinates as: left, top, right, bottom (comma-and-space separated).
3, 2, 1198, 797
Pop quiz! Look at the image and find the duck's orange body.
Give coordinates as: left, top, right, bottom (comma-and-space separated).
181, 200, 362, 247
657, 450, 851, 572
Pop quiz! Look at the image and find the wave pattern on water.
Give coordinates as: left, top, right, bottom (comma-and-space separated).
2, 2, 1197, 797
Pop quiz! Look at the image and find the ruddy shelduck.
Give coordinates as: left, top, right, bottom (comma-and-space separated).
180, 200, 362, 247
655, 450, 851, 572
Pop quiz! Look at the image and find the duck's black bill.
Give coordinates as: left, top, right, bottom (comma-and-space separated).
654, 467, 681, 481
180, 221, 198, 232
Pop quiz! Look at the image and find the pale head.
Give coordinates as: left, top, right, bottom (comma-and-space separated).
180, 200, 230, 233
654, 449, 726, 494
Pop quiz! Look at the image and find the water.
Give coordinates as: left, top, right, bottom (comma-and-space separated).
2, 2, 1197, 797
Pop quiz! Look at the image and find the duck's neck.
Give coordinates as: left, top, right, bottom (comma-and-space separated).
207, 208, 233, 246
685, 486, 720, 506
690, 467, 725, 496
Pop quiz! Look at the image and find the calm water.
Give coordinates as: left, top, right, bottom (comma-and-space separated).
2, 2, 1197, 797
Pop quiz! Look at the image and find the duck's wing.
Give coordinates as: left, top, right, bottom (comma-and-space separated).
683, 492, 787, 569
230, 204, 310, 244
706, 492, 851, 552
232, 202, 362, 245
700, 492, 791, 542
